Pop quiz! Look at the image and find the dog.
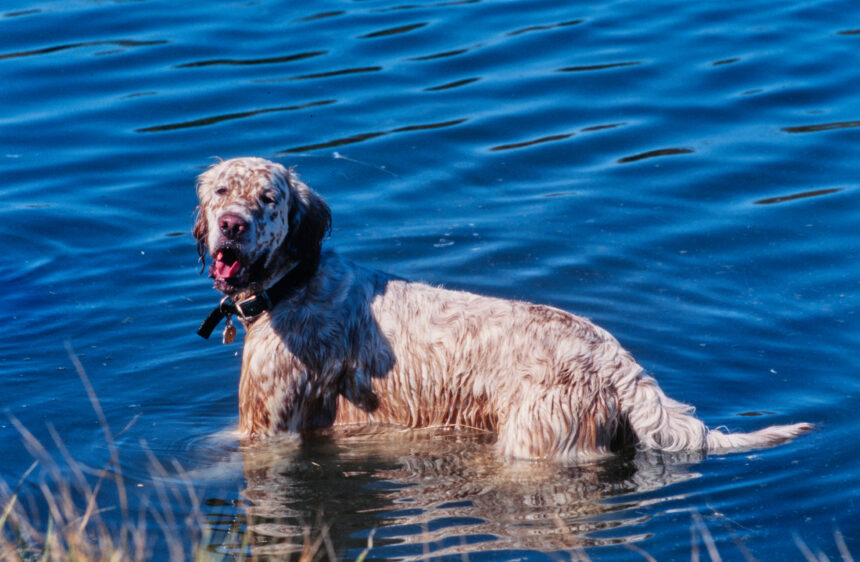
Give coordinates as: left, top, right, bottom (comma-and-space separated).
193, 157, 812, 461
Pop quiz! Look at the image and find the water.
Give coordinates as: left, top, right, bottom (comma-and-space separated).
2, 0, 858, 558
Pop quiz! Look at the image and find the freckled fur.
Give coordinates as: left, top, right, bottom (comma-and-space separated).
194, 157, 813, 461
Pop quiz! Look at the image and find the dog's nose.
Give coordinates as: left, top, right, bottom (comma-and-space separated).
219, 213, 249, 239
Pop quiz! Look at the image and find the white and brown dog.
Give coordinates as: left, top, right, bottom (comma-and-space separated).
194, 157, 812, 461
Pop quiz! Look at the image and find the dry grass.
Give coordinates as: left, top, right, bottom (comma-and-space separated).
0, 343, 341, 561
0, 343, 203, 561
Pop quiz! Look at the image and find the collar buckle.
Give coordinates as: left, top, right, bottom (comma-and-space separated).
234, 291, 272, 320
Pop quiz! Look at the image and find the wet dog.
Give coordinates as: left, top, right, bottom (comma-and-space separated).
194, 157, 812, 461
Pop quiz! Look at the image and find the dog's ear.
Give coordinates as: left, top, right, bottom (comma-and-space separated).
192, 206, 208, 268
286, 176, 332, 265
193, 162, 220, 270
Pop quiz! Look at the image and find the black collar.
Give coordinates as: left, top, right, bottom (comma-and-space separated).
197, 259, 317, 340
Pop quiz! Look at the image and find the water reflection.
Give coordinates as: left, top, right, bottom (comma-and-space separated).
213, 428, 702, 558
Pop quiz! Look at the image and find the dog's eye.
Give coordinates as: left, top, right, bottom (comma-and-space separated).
260, 191, 278, 206
215, 186, 228, 196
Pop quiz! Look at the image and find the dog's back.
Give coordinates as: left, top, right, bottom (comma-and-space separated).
239, 251, 812, 460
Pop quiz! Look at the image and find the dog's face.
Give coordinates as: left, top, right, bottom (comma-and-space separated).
193, 157, 331, 296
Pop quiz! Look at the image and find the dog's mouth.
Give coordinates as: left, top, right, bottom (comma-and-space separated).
211, 246, 251, 290
210, 245, 273, 295
215, 248, 245, 279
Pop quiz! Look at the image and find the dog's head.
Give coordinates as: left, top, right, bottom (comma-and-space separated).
193, 157, 331, 296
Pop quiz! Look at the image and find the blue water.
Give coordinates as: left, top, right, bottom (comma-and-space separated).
2, 0, 858, 559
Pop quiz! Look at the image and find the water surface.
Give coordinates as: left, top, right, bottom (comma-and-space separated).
2, 0, 858, 559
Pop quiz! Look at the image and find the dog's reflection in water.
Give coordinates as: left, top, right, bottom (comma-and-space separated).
230, 426, 702, 558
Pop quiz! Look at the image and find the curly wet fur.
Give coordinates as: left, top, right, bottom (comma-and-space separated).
194, 157, 812, 461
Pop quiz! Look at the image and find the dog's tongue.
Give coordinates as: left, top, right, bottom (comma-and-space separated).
215, 252, 244, 279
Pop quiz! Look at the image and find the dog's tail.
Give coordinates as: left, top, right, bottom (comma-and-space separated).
620, 369, 813, 453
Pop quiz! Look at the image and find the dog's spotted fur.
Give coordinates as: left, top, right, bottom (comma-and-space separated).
194, 157, 812, 461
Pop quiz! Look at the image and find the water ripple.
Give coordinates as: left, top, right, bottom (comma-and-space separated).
558, 61, 642, 72
0, 39, 166, 61
409, 48, 470, 61
506, 19, 584, 37
3, 9, 41, 18
282, 118, 467, 153
135, 100, 336, 133
294, 11, 345, 23
371, 0, 479, 13
174, 51, 326, 69
393, 119, 467, 133
360, 22, 428, 39
617, 147, 694, 163
289, 66, 383, 81
754, 188, 841, 205
581, 122, 626, 132
423, 77, 480, 91
712, 57, 740, 66
285, 131, 387, 153
490, 133, 574, 152
782, 120, 860, 134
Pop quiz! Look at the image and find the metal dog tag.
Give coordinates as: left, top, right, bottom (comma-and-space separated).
222, 316, 236, 345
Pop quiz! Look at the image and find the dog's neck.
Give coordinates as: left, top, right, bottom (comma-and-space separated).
252, 256, 320, 311
196, 256, 320, 340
